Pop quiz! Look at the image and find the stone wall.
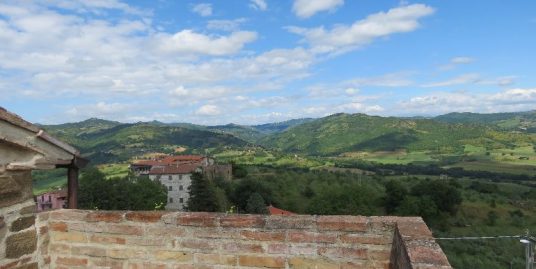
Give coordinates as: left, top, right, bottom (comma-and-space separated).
0, 170, 39, 269
35, 210, 452, 269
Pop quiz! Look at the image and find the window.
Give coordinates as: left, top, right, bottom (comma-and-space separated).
168, 175, 172, 180
41, 196, 44, 202
169, 198, 173, 203
168, 186, 172, 191
179, 175, 182, 180
179, 185, 183, 191
179, 198, 184, 203
48, 196, 51, 202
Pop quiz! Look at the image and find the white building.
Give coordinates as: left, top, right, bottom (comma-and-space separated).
148, 164, 202, 211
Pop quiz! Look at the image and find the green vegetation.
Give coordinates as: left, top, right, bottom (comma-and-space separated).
434, 110, 536, 132
77, 167, 167, 210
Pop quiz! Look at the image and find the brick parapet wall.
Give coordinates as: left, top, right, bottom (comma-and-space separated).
35, 210, 452, 269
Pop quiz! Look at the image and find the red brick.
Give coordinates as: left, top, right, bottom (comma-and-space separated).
239, 256, 285, 268
56, 257, 88, 266
90, 234, 126, 245
317, 216, 368, 232
86, 211, 124, 223
39, 226, 48, 235
368, 250, 391, 261
396, 221, 433, 239
222, 242, 263, 254
126, 211, 167, 223
49, 243, 70, 254
195, 253, 236, 265
241, 230, 285, 241
92, 223, 143, 236
177, 213, 218, 227
289, 245, 317, 255
49, 222, 68, 232
220, 215, 264, 228
289, 231, 337, 243
90, 258, 124, 269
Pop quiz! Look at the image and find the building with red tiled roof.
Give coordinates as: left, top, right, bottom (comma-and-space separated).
36, 190, 68, 212
132, 155, 230, 211
267, 205, 296, 216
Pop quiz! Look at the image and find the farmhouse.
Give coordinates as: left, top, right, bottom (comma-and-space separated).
131, 155, 232, 210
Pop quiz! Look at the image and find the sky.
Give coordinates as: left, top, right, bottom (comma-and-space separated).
1, 0, 536, 125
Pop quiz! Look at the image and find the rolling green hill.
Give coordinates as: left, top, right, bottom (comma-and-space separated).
259, 113, 536, 156
435, 111, 536, 132
42, 122, 248, 164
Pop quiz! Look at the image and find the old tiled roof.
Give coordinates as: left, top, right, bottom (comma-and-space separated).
267, 205, 296, 216
133, 155, 205, 166
148, 163, 201, 175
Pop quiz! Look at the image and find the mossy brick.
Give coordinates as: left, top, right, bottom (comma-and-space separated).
5, 230, 37, 258
10, 216, 35, 232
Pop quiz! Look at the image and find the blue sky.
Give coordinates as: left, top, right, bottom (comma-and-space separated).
1, 0, 535, 125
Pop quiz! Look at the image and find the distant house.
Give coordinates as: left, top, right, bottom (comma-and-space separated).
267, 205, 296, 216
131, 154, 231, 211
35, 190, 67, 212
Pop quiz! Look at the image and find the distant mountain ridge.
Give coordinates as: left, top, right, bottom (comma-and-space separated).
40, 110, 536, 162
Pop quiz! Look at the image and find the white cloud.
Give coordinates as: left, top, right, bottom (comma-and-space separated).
155, 30, 257, 56
422, 73, 480, 87
196, 104, 221, 116
249, 0, 267, 11
439, 56, 475, 70
207, 18, 247, 32
288, 4, 434, 54
192, 3, 212, 17
292, 0, 344, 18
400, 88, 536, 115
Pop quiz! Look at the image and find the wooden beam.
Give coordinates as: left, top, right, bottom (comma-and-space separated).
67, 165, 79, 209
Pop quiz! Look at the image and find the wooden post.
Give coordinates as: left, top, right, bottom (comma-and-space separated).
67, 165, 79, 209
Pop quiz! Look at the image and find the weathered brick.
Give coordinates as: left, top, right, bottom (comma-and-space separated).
289, 231, 337, 243
108, 248, 147, 259
222, 242, 263, 254
20, 205, 36, 215
52, 232, 87, 243
239, 255, 285, 268
89, 223, 143, 236
90, 257, 125, 269
289, 245, 317, 255
49, 210, 87, 221
5, 230, 37, 258
153, 250, 193, 261
241, 230, 285, 241
10, 216, 35, 232
13, 262, 39, 269
289, 257, 339, 269
39, 226, 48, 235
178, 238, 218, 251
396, 221, 433, 239
195, 253, 236, 265
127, 262, 167, 269
49, 243, 71, 254
193, 228, 241, 239
220, 215, 264, 228
146, 225, 186, 237
267, 243, 288, 254
125, 211, 167, 222
86, 211, 124, 223
71, 245, 106, 257
177, 212, 218, 227
319, 247, 368, 259
90, 234, 126, 245
317, 216, 368, 232
55, 257, 88, 266
49, 221, 68, 232
266, 215, 315, 229
340, 234, 392, 245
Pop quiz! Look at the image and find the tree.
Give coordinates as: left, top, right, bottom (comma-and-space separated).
384, 180, 407, 214
230, 179, 273, 212
78, 167, 167, 210
187, 172, 219, 212
486, 210, 498, 226
246, 193, 268, 214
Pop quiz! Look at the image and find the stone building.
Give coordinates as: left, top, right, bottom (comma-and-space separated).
0, 107, 453, 269
35, 190, 67, 212
132, 155, 232, 211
